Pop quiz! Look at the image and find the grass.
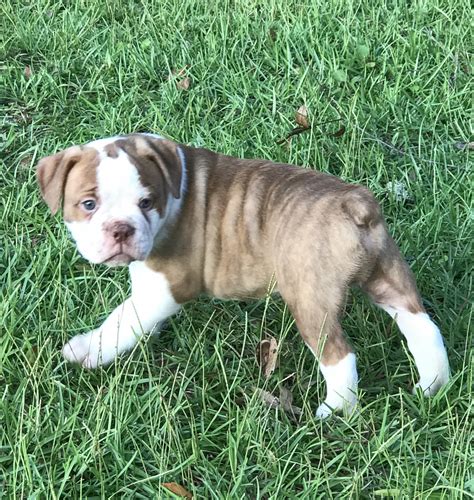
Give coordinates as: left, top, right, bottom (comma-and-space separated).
1, 0, 473, 497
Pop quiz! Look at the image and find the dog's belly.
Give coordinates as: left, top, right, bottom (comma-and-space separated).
203, 245, 276, 299
203, 256, 277, 300
210, 278, 278, 300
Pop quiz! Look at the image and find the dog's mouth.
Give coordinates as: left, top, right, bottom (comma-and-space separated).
101, 252, 135, 266
98, 241, 151, 266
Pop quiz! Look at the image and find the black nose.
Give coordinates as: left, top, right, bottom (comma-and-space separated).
109, 222, 135, 243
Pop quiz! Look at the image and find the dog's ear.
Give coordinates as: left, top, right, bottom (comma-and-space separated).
37, 146, 83, 215
139, 136, 183, 200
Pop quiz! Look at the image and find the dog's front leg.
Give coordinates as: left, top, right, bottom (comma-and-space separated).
62, 262, 180, 368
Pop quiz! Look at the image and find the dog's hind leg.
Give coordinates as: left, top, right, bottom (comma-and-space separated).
361, 237, 450, 395
279, 278, 359, 418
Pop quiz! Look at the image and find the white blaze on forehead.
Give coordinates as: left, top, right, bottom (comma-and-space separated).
88, 136, 124, 151
96, 150, 148, 212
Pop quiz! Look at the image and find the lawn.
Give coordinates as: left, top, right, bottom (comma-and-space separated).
1, 0, 472, 497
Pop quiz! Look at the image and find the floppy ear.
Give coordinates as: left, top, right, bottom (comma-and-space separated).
140, 136, 183, 199
36, 146, 83, 215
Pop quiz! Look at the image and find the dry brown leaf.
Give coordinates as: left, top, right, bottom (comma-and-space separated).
162, 482, 193, 499
279, 386, 293, 408
255, 387, 303, 418
24, 66, 32, 80
177, 76, 191, 90
29, 235, 42, 247
279, 386, 302, 417
256, 388, 280, 408
332, 125, 346, 138
256, 336, 278, 378
171, 66, 188, 78
19, 155, 33, 169
170, 66, 191, 91
295, 105, 310, 128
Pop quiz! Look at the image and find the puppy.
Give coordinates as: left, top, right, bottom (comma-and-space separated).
37, 133, 450, 417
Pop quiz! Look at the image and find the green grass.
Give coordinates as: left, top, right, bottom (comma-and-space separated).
1, 0, 473, 497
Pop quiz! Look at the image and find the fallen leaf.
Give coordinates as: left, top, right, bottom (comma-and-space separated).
256, 388, 280, 408
295, 105, 310, 128
29, 235, 42, 247
177, 76, 191, 90
300, 379, 317, 392
24, 66, 32, 79
276, 126, 310, 145
19, 155, 33, 169
170, 66, 191, 90
255, 387, 303, 418
454, 141, 474, 151
280, 387, 302, 417
332, 125, 346, 138
256, 336, 278, 378
162, 482, 193, 499
279, 386, 293, 408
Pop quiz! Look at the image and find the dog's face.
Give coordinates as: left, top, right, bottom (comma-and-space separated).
37, 134, 184, 266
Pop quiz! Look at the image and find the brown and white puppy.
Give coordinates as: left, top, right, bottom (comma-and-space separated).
37, 133, 450, 417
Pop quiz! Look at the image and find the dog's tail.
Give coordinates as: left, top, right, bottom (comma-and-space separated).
341, 187, 383, 229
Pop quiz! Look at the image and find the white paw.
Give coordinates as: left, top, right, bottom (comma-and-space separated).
315, 403, 334, 419
62, 331, 103, 368
386, 309, 451, 398
315, 394, 358, 419
317, 353, 359, 418
413, 370, 450, 396
413, 351, 451, 397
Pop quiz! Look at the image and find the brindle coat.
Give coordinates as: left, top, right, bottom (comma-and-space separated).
79, 135, 424, 365
41, 134, 423, 366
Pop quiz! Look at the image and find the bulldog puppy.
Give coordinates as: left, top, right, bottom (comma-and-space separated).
37, 133, 450, 417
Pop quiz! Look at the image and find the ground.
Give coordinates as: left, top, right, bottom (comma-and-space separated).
1, 0, 472, 498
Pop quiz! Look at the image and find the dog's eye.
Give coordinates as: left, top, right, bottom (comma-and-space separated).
81, 199, 96, 211
138, 198, 153, 210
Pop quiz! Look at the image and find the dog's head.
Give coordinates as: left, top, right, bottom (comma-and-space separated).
37, 134, 185, 266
